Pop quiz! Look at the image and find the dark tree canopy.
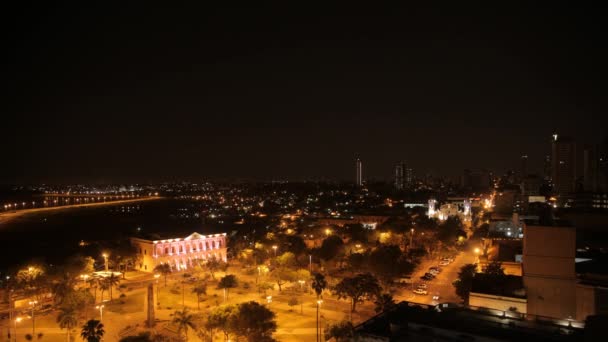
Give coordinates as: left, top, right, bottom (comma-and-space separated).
333, 273, 381, 312
452, 264, 477, 305
317, 235, 344, 261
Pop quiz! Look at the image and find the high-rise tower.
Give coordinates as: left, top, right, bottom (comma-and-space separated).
394, 162, 404, 190
356, 158, 363, 187
551, 134, 577, 195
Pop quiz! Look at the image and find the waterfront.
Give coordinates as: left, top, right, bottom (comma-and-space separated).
0, 198, 227, 271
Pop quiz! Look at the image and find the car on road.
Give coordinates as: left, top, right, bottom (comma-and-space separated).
429, 266, 442, 272
413, 289, 428, 295
417, 283, 427, 289
439, 261, 450, 266
432, 295, 440, 301
421, 273, 435, 280
429, 269, 440, 276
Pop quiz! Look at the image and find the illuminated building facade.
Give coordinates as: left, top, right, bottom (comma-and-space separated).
394, 162, 404, 190
356, 158, 363, 187
130, 232, 227, 272
551, 134, 576, 196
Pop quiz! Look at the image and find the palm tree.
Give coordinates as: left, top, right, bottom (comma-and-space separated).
311, 273, 327, 299
191, 281, 207, 310
311, 273, 327, 342
57, 307, 78, 342
154, 264, 172, 287
98, 280, 109, 303
105, 273, 120, 301
80, 320, 104, 342
172, 308, 196, 340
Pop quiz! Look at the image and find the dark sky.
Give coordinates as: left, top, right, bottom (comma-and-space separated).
2, 4, 607, 184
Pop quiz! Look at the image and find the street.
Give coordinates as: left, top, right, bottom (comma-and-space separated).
396, 247, 477, 305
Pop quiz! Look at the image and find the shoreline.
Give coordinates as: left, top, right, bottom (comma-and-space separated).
0, 196, 162, 227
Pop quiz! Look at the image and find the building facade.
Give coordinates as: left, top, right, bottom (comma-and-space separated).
356, 158, 363, 187
523, 225, 577, 320
130, 232, 227, 272
551, 135, 577, 196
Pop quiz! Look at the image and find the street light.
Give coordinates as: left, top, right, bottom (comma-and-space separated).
298, 280, 305, 292
95, 304, 104, 322
316, 299, 323, 342
28, 300, 37, 336
154, 274, 161, 307
14, 317, 22, 342
410, 228, 415, 249
272, 245, 278, 257
325, 228, 331, 236
102, 253, 109, 271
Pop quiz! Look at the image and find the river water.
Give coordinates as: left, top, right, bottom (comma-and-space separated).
0, 198, 226, 272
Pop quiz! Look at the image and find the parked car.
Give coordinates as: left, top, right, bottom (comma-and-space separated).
429, 266, 442, 272
432, 295, 440, 301
413, 288, 428, 295
429, 269, 439, 276
439, 261, 450, 266
417, 283, 427, 289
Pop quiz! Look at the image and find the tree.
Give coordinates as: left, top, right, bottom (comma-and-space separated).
325, 321, 354, 342
80, 320, 104, 342
483, 261, 505, 277
333, 273, 381, 312
206, 305, 237, 342
317, 235, 344, 262
452, 264, 477, 305
191, 281, 207, 310
311, 273, 327, 299
231, 301, 277, 342
105, 273, 120, 301
51, 273, 77, 306
112, 243, 140, 278
368, 245, 403, 285
343, 224, 368, 243
217, 275, 238, 301
287, 296, 298, 311
205, 256, 228, 280
270, 252, 297, 292
62, 289, 94, 316
16, 265, 47, 301
257, 282, 274, 295
373, 293, 396, 313
284, 235, 307, 256
57, 306, 78, 342
98, 279, 109, 303
172, 308, 197, 340
154, 264, 172, 287
346, 253, 366, 272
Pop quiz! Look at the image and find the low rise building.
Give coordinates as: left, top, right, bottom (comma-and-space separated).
130, 232, 227, 272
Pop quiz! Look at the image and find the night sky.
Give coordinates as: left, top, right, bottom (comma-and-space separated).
3, 4, 607, 183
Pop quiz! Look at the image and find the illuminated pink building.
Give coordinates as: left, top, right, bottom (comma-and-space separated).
130, 232, 227, 272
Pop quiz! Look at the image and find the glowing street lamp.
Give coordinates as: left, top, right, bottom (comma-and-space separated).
272, 245, 278, 257
298, 280, 305, 291
95, 304, 105, 322
154, 274, 161, 307
14, 317, 23, 342
316, 299, 323, 342
28, 300, 37, 336
102, 253, 109, 271
324, 228, 331, 236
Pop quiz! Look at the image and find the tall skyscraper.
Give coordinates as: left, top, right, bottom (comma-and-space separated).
520, 155, 528, 179
394, 162, 404, 190
356, 158, 363, 187
405, 167, 414, 188
551, 134, 577, 195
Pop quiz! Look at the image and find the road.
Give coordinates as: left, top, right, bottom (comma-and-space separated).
396, 248, 477, 305
0, 196, 161, 226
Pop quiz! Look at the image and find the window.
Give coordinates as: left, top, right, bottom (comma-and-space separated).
165, 247, 169, 255
144, 250, 147, 255
171, 247, 175, 254
218, 240, 222, 248
179, 246, 183, 253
